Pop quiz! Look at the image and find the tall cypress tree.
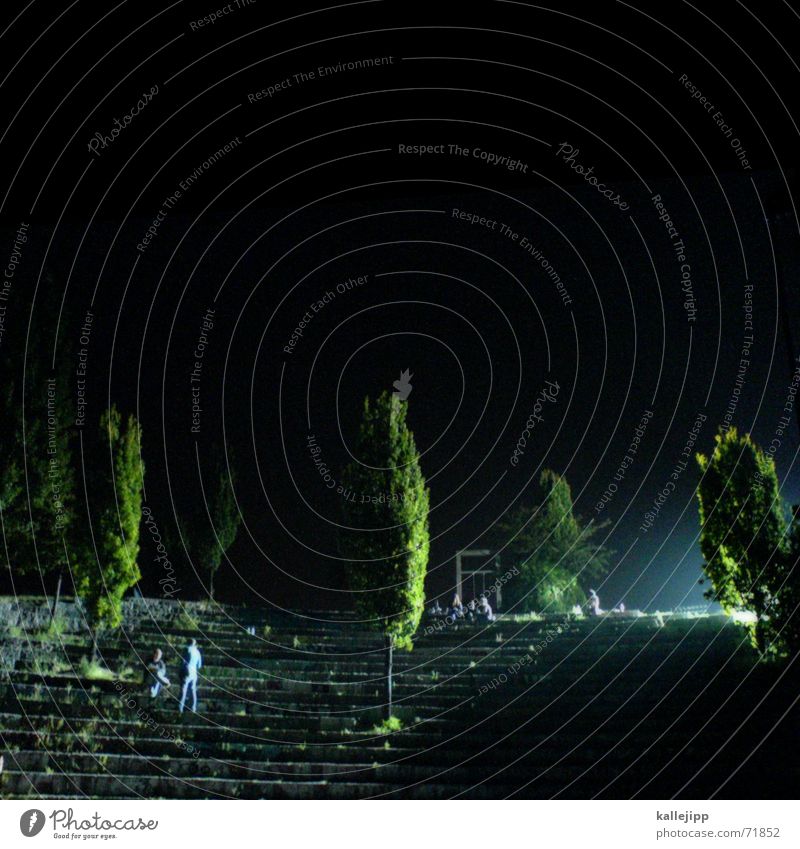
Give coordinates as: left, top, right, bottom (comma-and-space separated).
76, 406, 144, 636
339, 391, 429, 717
697, 428, 789, 654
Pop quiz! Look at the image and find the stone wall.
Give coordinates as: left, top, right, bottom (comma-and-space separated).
0, 596, 216, 635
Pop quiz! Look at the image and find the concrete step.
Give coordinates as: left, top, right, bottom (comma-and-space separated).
0, 769, 522, 799
1, 605, 775, 800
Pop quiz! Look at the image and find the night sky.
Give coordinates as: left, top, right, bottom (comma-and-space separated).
1, 0, 799, 612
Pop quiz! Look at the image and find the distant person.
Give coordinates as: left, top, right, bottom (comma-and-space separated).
428, 599, 443, 617
587, 589, 602, 616
179, 638, 203, 714
146, 648, 171, 699
477, 595, 495, 623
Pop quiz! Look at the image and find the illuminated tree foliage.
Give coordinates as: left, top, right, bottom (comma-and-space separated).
781, 507, 800, 657
493, 470, 610, 613
76, 406, 144, 631
339, 392, 429, 716
696, 428, 790, 656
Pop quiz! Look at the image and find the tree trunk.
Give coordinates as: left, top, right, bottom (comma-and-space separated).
209, 569, 215, 600
50, 570, 63, 626
91, 629, 100, 662
384, 634, 394, 720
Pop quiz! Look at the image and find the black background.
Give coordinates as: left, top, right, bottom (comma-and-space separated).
1, 0, 799, 612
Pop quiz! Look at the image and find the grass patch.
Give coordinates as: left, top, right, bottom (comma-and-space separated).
173, 610, 201, 631
501, 612, 544, 623
41, 616, 70, 638
371, 715, 403, 735
29, 617, 72, 642
1, 615, 77, 643
32, 656, 73, 676
78, 657, 116, 681
117, 664, 140, 683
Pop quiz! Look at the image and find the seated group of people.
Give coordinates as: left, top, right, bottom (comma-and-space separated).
429, 588, 624, 621
145, 638, 203, 713
428, 593, 496, 625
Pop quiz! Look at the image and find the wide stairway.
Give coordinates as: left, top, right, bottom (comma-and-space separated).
1, 605, 797, 799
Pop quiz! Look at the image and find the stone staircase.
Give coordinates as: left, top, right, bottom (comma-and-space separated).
1, 605, 797, 799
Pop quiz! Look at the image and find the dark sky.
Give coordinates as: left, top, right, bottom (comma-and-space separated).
1, 0, 799, 612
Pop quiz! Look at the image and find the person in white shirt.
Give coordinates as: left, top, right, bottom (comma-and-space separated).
178, 638, 203, 713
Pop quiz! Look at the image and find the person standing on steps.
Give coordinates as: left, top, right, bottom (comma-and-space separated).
178, 638, 203, 713
146, 648, 171, 699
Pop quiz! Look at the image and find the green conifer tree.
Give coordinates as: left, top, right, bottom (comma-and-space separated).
339, 391, 430, 717
76, 406, 144, 637
697, 428, 789, 654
